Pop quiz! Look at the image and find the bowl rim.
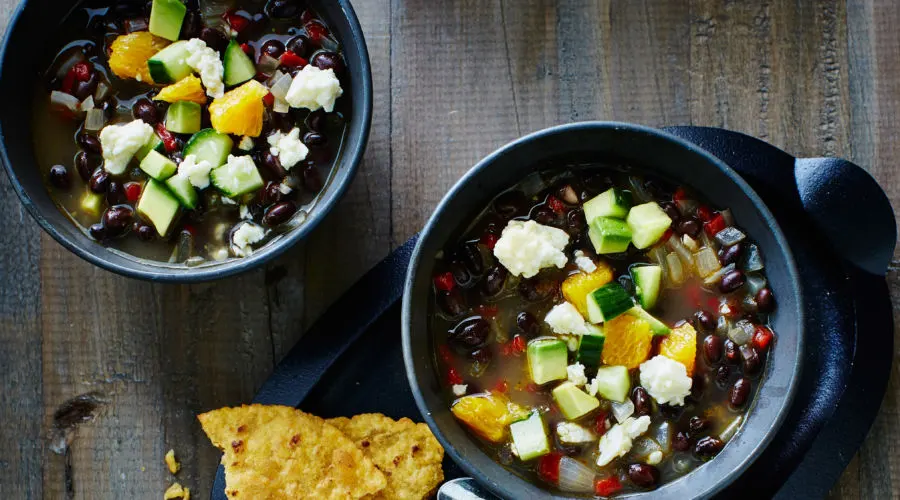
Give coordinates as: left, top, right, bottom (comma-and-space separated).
0, 0, 373, 283
402, 121, 805, 499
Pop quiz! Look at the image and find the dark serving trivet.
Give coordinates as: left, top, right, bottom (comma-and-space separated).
211, 127, 895, 500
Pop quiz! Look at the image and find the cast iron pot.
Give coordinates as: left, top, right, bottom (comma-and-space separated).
0, 0, 372, 282
403, 122, 804, 499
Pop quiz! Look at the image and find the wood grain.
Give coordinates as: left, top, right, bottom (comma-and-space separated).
0, 0, 897, 498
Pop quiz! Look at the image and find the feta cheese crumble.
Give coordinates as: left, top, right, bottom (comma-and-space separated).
231, 222, 266, 257
544, 302, 591, 335
639, 355, 693, 406
285, 65, 343, 112
99, 120, 154, 175
452, 384, 468, 397
556, 422, 597, 445
239, 205, 251, 220
267, 128, 309, 169
238, 135, 255, 151
493, 220, 569, 278
596, 416, 651, 467
566, 362, 588, 387
184, 38, 224, 98
176, 154, 214, 189
574, 250, 597, 273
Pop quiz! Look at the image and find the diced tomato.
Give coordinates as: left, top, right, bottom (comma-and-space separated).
510, 335, 526, 355
594, 476, 623, 497
536, 452, 562, 484
447, 367, 463, 385
696, 205, 713, 222
546, 195, 565, 214
594, 411, 610, 436
433, 271, 455, 292
753, 325, 774, 352
704, 213, 726, 237
438, 344, 454, 363
476, 304, 498, 318
124, 182, 142, 203
263, 91, 275, 107
240, 43, 253, 55
61, 67, 77, 95
673, 187, 687, 203
480, 232, 498, 250
223, 10, 250, 32
304, 20, 329, 45
280, 51, 307, 68
72, 62, 92, 82
492, 380, 509, 393
661, 227, 674, 243
155, 124, 178, 153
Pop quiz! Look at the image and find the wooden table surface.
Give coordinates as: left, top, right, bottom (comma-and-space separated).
1, 1, 898, 498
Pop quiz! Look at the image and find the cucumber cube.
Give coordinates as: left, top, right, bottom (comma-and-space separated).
509, 412, 550, 461
626, 202, 673, 249
165, 173, 199, 210
147, 41, 193, 84
592, 365, 631, 402
136, 136, 163, 161
139, 150, 177, 180
165, 101, 202, 134
586, 283, 634, 324
553, 382, 601, 420
588, 216, 632, 254
527, 338, 568, 385
631, 264, 662, 310
137, 179, 180, 237
584, 187, 632, 221
626, 306, 671, 336
576, 331, 606, 368
149, 0, 186, 41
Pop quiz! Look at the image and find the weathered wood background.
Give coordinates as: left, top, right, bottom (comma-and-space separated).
0, 0, 897, 498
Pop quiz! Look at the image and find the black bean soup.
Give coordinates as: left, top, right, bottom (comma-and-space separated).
431, 166, 776, 496
34, 0, 349, 265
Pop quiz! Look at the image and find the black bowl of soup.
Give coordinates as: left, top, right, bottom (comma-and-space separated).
403, 122, 803, 498
0, 0, 371, 282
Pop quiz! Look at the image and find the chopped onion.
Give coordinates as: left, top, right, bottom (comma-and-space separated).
269, 72, 294, 100
611, 400, 634, 422
79, 95, 95, 111
169, 230, 194, 263
715, 226, 746, 247
628, 176, 653, 203
683, 234, 699, 252
273, 97, 290, 113
200, 1, 231, 28
630, 437, 662, 461
700, 229, 718, 252
703, 263, 735, 286
743, 243, 764, 272
745, 274, 767, 295
716, 315, 730, 336
742, 294, 758, 312
50, 91, 81, 114
84, 108, 105, 131
672, 454, 694, 474
666, 252, 684, 286
667, 234, 694, 272
648, 245, 669, 288
655, 422, 672, 452
694, 247, 721, 278
557, 456, 597, 493
719, 415, 743, 442
94, 81, 110, 103
675, 198, 698, 215
720, 208, 735, 227
728, 319, 755, 345
258, 53, 281, 74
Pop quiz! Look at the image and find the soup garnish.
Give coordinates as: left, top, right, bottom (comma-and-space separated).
430, 168, 776, 496
36, 0, 348, 265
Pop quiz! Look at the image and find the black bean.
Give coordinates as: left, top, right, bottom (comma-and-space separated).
261, 151, 288, 179
74, 152, 95, 181
740, 344, 761, 375
693, 310, 716, 333
199, 27, 229, 53
627, 464, 660, 488
481, 266, 507, 296
106, 181, 126, 205
306, 109, 327, 132
719, 242, 744, 266
450, 318, 490, 349
631, 387, 652, 417
531, 207, 557, 226
691, 374, 707, 400
719, 269, 746, 293
672, 431, 691, 451
180, 9, 203, 39
676, 217, 701, 238
689, 416, 710, 436
266, 0, 301, 18
88, 169, 109, 194
694, 436, 725, 460
303, 131, 327, 147
263, 201, 297, 226
101, 205, 133, 237
286, 34, 311, 57
132, 98, 159, 125
566, 209, 586, 233
311, 51, 344, 73
516, 311, 540, 338
518, 277, 557, 302
703, 335, 723, 364
729, 377, 752, 408
659, 403, 683, 420
459, 242, 484, 275
756, 287, 775, 313
260, 181, 285, 206
73, 73, 98, 101
715, 365, 731, 386
134, 222, 155, 241
723, 339, 739, 365
48, 164, 72, 190
437, 289, 467, 317
301, 162, 323, 193
449, 260, 470, 286
89, 222, 106, 240
471, 347, 492, 366
261, 39, 286, 59
77, 133, 102, 155
493, 190, 528, 219
659, 201, 680, 221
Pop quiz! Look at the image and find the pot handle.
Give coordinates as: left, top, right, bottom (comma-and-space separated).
794, 157, 896, 275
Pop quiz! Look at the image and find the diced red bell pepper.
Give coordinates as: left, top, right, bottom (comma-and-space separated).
704, 213, 726, 237
72, 62, 92, 82
240, 43, 253, 55
124, 182, 142, 203
223, 10, 250, 33
480, 232, 498, 250
492, 380, 509, 393
304, 20, 329, 45
673, 187, 688, 203
155, 124, 178, 153
447, 367, 463, 385
280, 50, 307, 68
696, 204, 713, 222
594, 476, 623, 496
594, 410, 610, 436
61, 67, 77, 95
510, 335, 526, 355
546, 195, 565, 214
263, 91, 275, 107
433, 271, 455, 292
753, 325, 775, 352
537, 452, 562, 484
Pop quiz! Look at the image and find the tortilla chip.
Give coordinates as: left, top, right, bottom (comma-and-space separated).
198, 405, 387, 500
327, 414, 444, 500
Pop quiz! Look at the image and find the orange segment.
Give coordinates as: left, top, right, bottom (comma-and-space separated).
601, 314, 653, 370
561, 262, 614, 317
108, 32, 169, 82
208, 80, 269, 137
450, 392, 526, 443
154, 75, 207, 104
660, 322, 698, 375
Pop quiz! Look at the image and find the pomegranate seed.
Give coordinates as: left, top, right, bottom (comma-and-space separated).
492, 380, 509, 393
72, 62, 92, 82
447, 367, 463, 385
546, 195, 565, 214
594, 411, 610, 436
594, 476, 623, 496
304, 20, 329, 45
433, 272, 455, 292
124, 182, 142, 203
223, 10, 250, 32
476, 304, 498, 318
697, 205, 713, 222
240, 43, 253, 55
263, 91, 275, 107
510, 335, 526, 355
537, 452, 562, 484
704, 213, 726, 236
155, 124, 178, 153
280, 51, 307, 67
438, 344, 453, 363
480, 232, 498, 250
753, 325, 774, 352
673, 187, 687, 203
